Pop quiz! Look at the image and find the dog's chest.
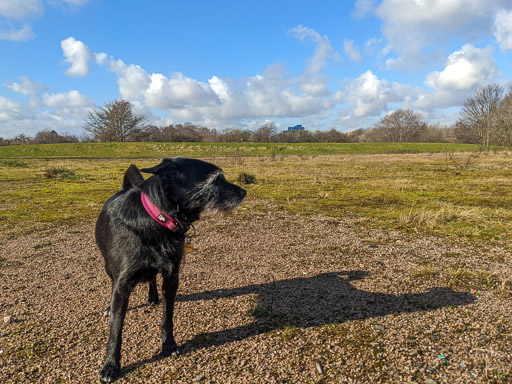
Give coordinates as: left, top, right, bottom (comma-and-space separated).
142, 240, 184, 273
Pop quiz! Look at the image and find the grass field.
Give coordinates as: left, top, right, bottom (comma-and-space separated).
0, 141, 485, 158
1, 143, 511, 241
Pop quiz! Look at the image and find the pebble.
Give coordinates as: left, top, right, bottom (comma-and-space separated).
3, 316, 12, 323
426, 379, 437, 384
313, 359, 324, 375
192, 375, 205, 382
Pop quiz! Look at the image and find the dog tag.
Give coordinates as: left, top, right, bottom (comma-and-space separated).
184, 242, 195, 254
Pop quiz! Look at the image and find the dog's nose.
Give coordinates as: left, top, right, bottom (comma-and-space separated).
240, 188, 247, 199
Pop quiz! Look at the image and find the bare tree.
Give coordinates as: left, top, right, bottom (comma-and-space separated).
10, 134, 31, 145
369, 109, 426, 142
218, 128, 253, 142
455, 84, 504, 146
313, 129, 349, 143
84, 100, 149, 142
33, 130, 79, 144
494, 86, 512, 146
253, 122, 277, 142
274, 129, 313, 143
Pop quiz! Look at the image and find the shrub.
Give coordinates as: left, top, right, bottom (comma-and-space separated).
44, 167, 76, 179
237, 172, 257, 184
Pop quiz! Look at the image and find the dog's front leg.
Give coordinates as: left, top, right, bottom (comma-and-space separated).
100, 279, 133, 383
160, 273, 180, 356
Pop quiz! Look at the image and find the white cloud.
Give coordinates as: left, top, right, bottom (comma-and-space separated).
1, 75, 95, 137
100, 57, 150, 100
0, 3, 38, 42
4, 76, 46, 95
344, 39, 363, 62
289, 25, 335, 97
425, 45, 497, 91
145, 72, 220, 109
351, 0, 376, 18
47, 0, 92, 7
0, 93, 93, 137
0, 23, 35, 41
42, 90, 94, 107
408, 44, 499, 110
343, 70, 419, 117
0, 0, 43, 20
494, 9, 512, 50
89, 26, 336, 128
289, 25, 334, 74
0, 97, 24, 121
61, 37, 93, 77
244, 64, 331, 118
0, 1, 90, 42
370, 0, 509, 68
364, 37, 390, 57
97, 54, 221, 110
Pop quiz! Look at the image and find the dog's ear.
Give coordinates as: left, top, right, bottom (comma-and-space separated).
122, 164, 144, 190
140, 159, 176, 175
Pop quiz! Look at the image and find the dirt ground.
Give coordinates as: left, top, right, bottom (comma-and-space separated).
1, 212, 511, 383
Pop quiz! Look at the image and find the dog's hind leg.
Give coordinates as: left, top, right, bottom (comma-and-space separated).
147, 277, 159, 306
103, 276, 114, 317
100, 278, 134, 383
160, 273, 180, 356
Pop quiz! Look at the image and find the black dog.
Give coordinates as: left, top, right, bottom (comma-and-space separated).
95, 157, 246, 383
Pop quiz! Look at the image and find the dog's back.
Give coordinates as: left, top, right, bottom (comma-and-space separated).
95, 164, 144, 265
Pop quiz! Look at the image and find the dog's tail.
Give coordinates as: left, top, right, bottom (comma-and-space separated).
122, 164, 145, 190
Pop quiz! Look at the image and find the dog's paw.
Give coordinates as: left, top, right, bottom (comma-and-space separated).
100, 364, 121, 383
161, 342, 181, 357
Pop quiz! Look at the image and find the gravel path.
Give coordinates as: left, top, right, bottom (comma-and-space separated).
1, 212, 511, 383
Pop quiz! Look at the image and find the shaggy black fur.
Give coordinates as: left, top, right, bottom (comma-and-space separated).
96, 157, 246, 383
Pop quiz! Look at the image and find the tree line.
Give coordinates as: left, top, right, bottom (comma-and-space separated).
1, 83, 511, 146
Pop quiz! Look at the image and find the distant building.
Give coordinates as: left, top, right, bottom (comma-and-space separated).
287, 125, 304, 131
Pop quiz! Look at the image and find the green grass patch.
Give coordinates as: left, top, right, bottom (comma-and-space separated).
1, 147, 512, 241
0, 142, 486, 159
44, 167, 77, 179
0, 160, 28, 167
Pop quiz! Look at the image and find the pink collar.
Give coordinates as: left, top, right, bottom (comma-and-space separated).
140, 192, 188, 232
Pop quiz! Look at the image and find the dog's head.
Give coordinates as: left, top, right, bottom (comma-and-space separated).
141, 157, 246, 221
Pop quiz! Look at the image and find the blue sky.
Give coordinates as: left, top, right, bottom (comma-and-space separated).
1, 0, 511, 138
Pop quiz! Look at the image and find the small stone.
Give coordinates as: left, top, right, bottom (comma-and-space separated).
192, 375, 205, 382
3, 316, 12, 323
426, 379, 437, 384
313, 359, 324, 375
501, 279, 512, 294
